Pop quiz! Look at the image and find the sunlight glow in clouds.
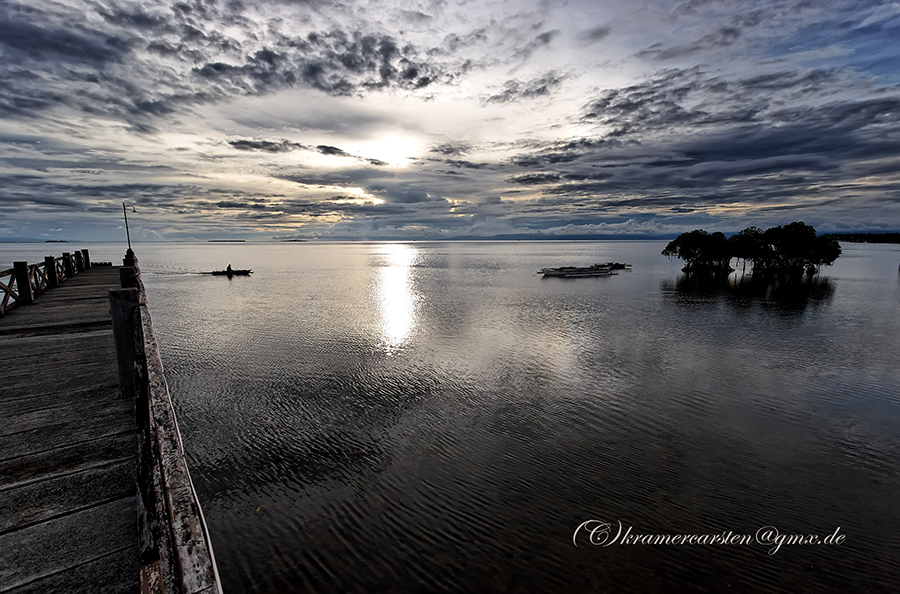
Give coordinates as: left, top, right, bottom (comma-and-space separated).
355, 136, 420, 168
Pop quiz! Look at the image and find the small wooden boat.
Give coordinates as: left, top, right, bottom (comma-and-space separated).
209, 269, 252, 276
539, 264, 616, 278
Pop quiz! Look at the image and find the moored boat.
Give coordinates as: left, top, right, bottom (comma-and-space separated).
595, 262, 631, 270
539, 264, 616, 278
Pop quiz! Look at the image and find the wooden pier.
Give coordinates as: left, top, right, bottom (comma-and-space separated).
0, 252, 221, 594
0, 263, 137, 592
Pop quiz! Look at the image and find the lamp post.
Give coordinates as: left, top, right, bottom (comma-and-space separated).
123, 202, 135, 266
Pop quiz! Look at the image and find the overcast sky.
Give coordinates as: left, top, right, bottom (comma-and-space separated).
1, 0, 898, 241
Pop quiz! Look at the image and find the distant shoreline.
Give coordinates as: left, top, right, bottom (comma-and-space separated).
823, 233, 900, 244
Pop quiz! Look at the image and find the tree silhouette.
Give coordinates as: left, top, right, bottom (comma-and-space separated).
661, 230, 732, 273
663, 222, 841, 277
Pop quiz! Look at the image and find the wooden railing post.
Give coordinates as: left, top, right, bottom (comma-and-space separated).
63, 253, 75, 278
124, 248, 136, 267
74, 250, 84, 272
82, 249, 91, 268
13, 262, 34, 305
120, 266, 137, 289
109, 288, 139, 401
44, 256, 59, 288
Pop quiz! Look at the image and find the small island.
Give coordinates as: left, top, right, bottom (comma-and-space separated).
662, 222, 842, 277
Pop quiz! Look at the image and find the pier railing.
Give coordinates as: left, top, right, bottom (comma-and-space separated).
0, 249, 104, 316
109, 255, 223, 594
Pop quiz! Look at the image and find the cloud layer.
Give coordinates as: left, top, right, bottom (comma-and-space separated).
1, 0, 898, 240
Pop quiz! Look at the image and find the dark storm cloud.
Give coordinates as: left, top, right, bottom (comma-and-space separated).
211, 200, 272, 210
508, 173, 562, 185
367, 182, 441, 204
511, 30, 560, 62
0, 1, 475, 130
0, 174, 188, 210
511, 150, 583, 167
313, 145, 348, 157
430, 142, 471, 156
226, 138, 386, 165
194, 30, 448, 96
494, 62, 900, 222
485, 71, 565, 104
2, 156, 176, 174
442, 159, 490, 170
580, 67, 854, 138
0, 7, 129, 66
98, 5, 175, 31
0, 3, 206, 125
581, 26, 611, 43
582, 68, 710, 134
229, 139, 306, 153
434, 29, 490, 55
314, 144, 387, 166
279, 167, 395, 187
638, 26, 742, 60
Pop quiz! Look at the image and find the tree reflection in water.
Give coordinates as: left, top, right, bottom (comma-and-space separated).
661, 272, 835, 313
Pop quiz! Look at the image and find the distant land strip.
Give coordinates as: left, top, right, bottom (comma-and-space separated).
823, 233, 900, 244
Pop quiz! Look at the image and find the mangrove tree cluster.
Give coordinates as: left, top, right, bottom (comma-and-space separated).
662, 222, 842, 276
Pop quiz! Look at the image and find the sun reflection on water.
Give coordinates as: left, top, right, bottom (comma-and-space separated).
376, 243, 419, 352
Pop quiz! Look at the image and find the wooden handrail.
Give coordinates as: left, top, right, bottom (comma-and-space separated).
29, 261, 49, 296
0, 268, 17, 315
55, 257, 66, 283
0, 249, 101, 317
109, 259, 223, 594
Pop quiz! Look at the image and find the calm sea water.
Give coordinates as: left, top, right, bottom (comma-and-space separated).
4, 241, 899, 593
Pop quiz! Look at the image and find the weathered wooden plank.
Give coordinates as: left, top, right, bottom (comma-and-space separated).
0, 307, 112, 325
0, 379, 118, 406
3, 546, 139, 594
0, 382, 119, 417
0, 332, 112, 362
0, 432, 132, 489
0, 319, 112, 338
0, 340, 114, 368
0, 459, 134, 533
0, 497, 138, 590
21, 293, 112, 305
1, 387, 127, 433
2, 296, 113, 311
0, 396, 132, 458
1, 365, 118, 395
0, 347, 114, 378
